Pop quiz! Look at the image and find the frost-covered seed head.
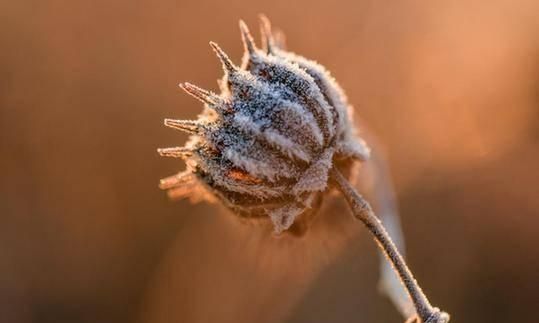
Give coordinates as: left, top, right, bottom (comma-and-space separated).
158, 17, 370, 234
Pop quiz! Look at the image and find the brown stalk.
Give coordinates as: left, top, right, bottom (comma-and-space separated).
330, 167, 450, 323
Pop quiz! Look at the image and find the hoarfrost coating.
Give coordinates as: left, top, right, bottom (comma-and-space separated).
158, 17, 370, 234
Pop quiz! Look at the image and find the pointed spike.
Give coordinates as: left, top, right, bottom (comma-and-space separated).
258, 14, 275, 54
209, 41, 237, 73
157, 146, 193, 159
273, 28, 287, 50
180, 82, 232, 114
167, 184, 196, 200
164, 119, 203, 134
179, 82, 220, 105
159, 171, 194, 190
238, 20, 257, 55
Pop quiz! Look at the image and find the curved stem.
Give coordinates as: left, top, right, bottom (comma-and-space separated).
330, 168, 449, 323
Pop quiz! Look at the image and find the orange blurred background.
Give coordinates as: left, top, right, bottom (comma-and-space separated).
1, 0, 539, 322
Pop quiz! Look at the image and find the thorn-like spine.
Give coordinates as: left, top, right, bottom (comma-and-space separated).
179, 82, 221, 106
209, 41, 237, 74
159, 171, 194, 190
258, 14, 275, 54
239, 20, 257, 56
157, 146, 193, 159
180, 82, 232, 114
273, 29, 286, 50
164, 119, 204, 134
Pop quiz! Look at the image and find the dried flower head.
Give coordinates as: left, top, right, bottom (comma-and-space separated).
159, 16, 370, 234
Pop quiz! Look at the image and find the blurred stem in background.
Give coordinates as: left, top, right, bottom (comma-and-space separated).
362, 149, 415, 318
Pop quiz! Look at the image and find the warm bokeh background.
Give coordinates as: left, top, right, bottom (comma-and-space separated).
2, 0, 539, 322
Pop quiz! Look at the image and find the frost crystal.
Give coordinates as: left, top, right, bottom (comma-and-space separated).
158, 17, 370, 234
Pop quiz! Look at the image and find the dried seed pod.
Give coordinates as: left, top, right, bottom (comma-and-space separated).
159, 17, 370, 234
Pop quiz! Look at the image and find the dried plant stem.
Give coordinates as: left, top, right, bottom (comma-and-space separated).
330, 168, 449, 323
